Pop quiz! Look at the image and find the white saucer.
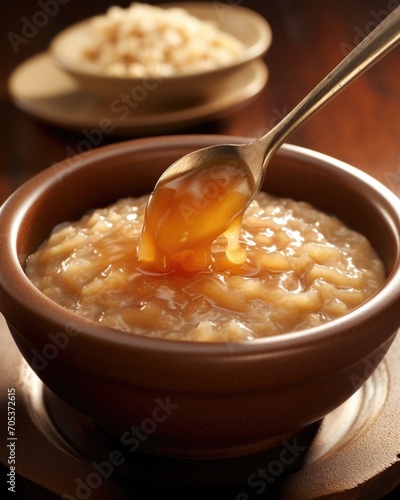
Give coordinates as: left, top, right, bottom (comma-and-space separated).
8, 52, 268, 135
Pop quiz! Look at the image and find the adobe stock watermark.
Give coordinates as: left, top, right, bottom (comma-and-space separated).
177, 159, 247, 226
384, 155, 400, 197
7, 0, 71, 54
235, 437, 307, 499
339, 0, 400, 55
30, 322, 81, 371
62, 397, 179, 499
213, 0, 244, 21
349, 337, 395, 390
58, 73, 163, 168
254, 105, 289, 139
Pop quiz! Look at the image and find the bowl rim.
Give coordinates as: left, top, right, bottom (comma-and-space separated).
1, 137, 400, 357
49, 1, 273, 82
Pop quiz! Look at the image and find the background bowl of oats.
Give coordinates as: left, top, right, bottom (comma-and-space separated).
50, 2, 272, 107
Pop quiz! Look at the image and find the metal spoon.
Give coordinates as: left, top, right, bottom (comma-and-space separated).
156, 6, 400, 201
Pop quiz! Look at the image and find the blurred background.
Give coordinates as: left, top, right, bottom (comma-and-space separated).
1, 0, 399, 204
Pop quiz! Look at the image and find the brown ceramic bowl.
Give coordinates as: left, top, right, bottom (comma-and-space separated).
1, 135, 400, 460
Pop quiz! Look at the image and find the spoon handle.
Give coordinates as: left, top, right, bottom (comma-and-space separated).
259, 6, 400, 163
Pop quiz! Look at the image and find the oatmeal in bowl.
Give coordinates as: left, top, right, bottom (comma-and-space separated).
0, 136, 399, 458
25, 191, 384, 342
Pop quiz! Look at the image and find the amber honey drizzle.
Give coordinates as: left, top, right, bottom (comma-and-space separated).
138, 159, 253, 273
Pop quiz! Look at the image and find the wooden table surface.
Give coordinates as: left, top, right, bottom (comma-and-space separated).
0, 1, 399, 498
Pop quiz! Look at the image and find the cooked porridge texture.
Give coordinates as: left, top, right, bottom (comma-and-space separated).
25, 193, 385, 341
79, 3, 244, 77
